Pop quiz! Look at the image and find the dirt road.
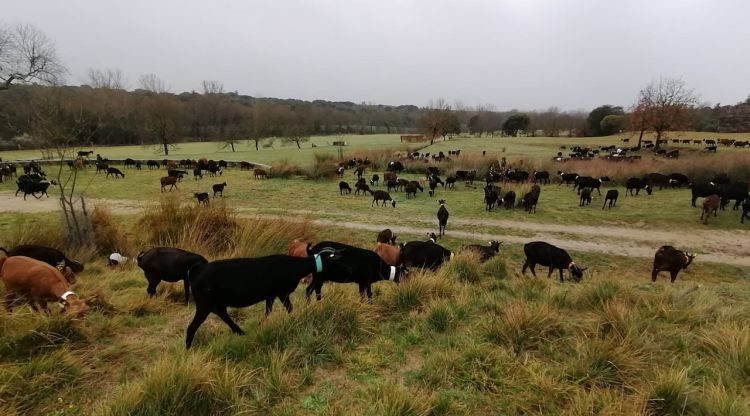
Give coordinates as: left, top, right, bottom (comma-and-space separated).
2, 192, 749, 267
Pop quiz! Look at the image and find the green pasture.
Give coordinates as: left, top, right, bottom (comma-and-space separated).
1, 131, 748, 168
1, 164, 746, 231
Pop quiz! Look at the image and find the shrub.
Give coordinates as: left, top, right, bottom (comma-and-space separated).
270, 159, 304, 178
90, 206, 131, 254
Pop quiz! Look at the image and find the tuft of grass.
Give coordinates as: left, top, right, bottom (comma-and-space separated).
415, 342, 512, 393
90, 206, 132, 254
700, 384, 750, 416
0, 349, 82, 413
482, 301, 565, 355
481, 256, 508, 279
439, 251, 482, 284
424, 300, 456, 333
697, 322, 750, 384
575, 280, 621, 310
366, 383, 436, 416
646, 369, 695, 416
104, 352, 249, 416
379, 271, 457, 314
567, 337, 644, 390
0, 314, 87, 361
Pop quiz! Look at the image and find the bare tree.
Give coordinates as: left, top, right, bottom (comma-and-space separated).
0, 23, 66, 90
88, 68, 127, 89
138, 73, 169, 93
201, 80, 224, 94
140, 94, 183, 155
634, 77, 698, 149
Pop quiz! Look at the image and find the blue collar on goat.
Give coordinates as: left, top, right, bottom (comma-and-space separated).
314, 254, 324, 273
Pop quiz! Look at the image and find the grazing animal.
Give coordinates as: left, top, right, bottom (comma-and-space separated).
533, 170, 550, 184
372, 190, 396, 207
212, 182, 227, 197
95, 163, 109, 173
498, 190, 514, 209
185, 249, 344, 348
168, 169, 188, 180
239, 161, 254, 170
522, 241, 585, 282
124, 158, 136, 168
15, 179, 52, 200
374, 242, 401, 266
690, 182, 720, 207
644, 173, 670, 190
193, 168, 203, 180
400, 240, 453, 271
579, 188, 592, 207
77, 150, 94, 158
106, 167, 125, 178
428, 175, 444, 196
147, 160, 160, 169
0, 256, 88, 314
377, 229, 397, 244
370, 174, 380, 186
651, 246, 695, 283
307, 241, 405, 301
700, 194, 720, 224
355, 182, 373, 195
625, 178, 652, 196
194, 192, 210, 205
574, 177, 602, 195
522, 188, 540, 213
207, 166, 223, 176
0, 245, 84, 274
484, 186, 499, 211
136, 247, 207, 304
437, 199, 449, 236
336, 167, 344, 177
668, 173, 690, 188
405, 182, 419, 198
558, 172, 578, 186
719, 182, 749, 211
462, 241, 501, 262
160, 176, 178, 192
445, 176, 456, 189
254, 168, 268, 179
602, 189, 618, 209
741, 196, 750, 224
339, 181, 352, 195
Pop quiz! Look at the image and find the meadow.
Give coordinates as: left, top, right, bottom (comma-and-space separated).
1, 133, 750, 415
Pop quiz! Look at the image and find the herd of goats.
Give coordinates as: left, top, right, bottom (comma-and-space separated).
0, 226, 699, 349
0, 142, 748, 347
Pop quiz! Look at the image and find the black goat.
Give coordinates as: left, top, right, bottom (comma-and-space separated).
625, 178, 652, 196
602, 189, 618, 209
579, 188, 592, 207
370, 174, 380, 186
372, 190, 396, 207
401, 240, 453, 271
136, 247, 207, 304
651, 246, 695, 283
462, 241, 501, 262
185, 250, 344, 348
194, 192, 210, 205
522, 241, 585, 282
306, 241, 405, 300
437, 199, 449, 236
339, 181, 352, 195
106, 167, 125, 178
501, 190, 516, 209
0, 245, 85, 273
212, 182, 227, 197
741, 197, 750, 224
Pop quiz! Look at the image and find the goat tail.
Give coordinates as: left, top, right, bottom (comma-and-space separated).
186, 262, 206, 285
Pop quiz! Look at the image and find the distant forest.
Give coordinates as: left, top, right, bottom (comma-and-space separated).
0, 84, 748, 153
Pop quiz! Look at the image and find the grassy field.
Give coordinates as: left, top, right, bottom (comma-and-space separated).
1, 206, 749, 415
1, 133, 750, 414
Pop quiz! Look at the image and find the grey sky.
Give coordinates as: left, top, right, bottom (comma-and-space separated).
6, 0, 750, 111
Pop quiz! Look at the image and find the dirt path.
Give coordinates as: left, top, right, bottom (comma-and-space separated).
2, 192, 749, 267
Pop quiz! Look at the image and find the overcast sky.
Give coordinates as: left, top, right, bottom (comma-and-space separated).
6, 0, 749, 111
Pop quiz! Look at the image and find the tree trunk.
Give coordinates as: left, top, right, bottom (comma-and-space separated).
163, 140, 169, 155
637, 128, 645, 148
295, 139, 301, 149
230, 142, 235, 152
255, 140, 259, 151
655, 130, 662, 150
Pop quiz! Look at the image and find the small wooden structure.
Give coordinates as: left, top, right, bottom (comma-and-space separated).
400, 134, 428, 143
332, 141, 347, 146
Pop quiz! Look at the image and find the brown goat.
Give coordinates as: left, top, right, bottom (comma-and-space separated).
700, 194, 720, 224
160, 176, 178, 192
374, 242, 401, 266
254, 168, 268, 179
651, 246, 695, 283
0, 256, 88, 314
287, 239, 312, 284
377, 228, 397, 244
